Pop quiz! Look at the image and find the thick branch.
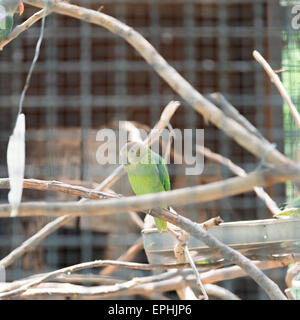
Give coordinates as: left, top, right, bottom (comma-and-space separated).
0, 168, 297, 218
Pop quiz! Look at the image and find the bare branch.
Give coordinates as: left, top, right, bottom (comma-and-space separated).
200, 254, 300, 284
210, 93, 267, 142
196, 145, 280, 214
184, 243, 208, 300
0, 178, 120, 200
100, 237, 144, 276
0, 167, 298, 218
253, 50, 300, 129
0, 215, 73, 269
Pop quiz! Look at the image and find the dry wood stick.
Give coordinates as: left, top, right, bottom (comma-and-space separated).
0, 167, 298, 218
253, 50, 300, 129
99, 237, 144, 276
196, 145, 280, 214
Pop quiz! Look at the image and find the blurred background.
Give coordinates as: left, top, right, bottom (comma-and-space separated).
0, 0, 299, 299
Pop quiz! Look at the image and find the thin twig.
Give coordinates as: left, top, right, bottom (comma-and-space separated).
196, 145, 280, 214
253, 50, 300, 129
99, 237, 144, 276
209, 93, 267, 142
200, 254, 300, 284
127, 211, 145, 230
17, 1, 52, 117
184, 244, 208, 300
0, 178, 120, 200
0, 215, 72, 268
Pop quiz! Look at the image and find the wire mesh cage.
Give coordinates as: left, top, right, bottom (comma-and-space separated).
0, 0, 299, 300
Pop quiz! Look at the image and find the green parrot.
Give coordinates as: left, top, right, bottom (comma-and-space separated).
0, 0, 24, 41
120, 141, 171, 232
274, 196, 300, 218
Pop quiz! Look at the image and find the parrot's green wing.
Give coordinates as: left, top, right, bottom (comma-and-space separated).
151, 150, 170, 232
0, 13, 13, 41
154, 151, 171, 192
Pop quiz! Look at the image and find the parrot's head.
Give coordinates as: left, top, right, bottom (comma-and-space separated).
120, 141, 148, 165
1, 0, 24, 15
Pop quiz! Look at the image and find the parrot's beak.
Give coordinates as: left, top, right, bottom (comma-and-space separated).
18, 3, 24, 16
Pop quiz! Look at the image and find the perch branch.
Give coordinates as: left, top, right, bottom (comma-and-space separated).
0, 167, 298, 218
0, 178, 120, 200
